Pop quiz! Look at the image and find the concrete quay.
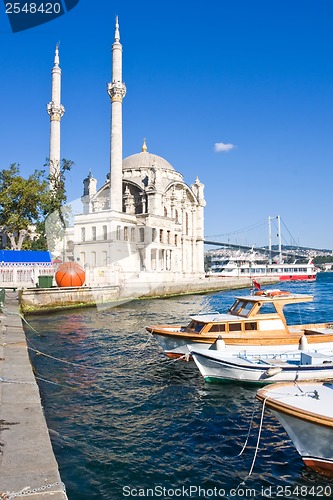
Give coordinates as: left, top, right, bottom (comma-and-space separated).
19, 276, 278, 315
0, 291, 67, 499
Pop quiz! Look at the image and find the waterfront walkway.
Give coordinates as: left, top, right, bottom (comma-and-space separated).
0, 291, 67, 499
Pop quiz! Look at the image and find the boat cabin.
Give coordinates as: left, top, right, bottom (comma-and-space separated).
185, 292, 313, 336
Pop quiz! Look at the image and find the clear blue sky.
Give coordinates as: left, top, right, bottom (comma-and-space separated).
1, 0, 332, 249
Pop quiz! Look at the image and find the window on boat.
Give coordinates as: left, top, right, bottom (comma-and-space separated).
229, 323, 242, 332
229, 300, 254, 317
245, 322, 257, 331
208, 324, 226, 333
187, 320, 205, 333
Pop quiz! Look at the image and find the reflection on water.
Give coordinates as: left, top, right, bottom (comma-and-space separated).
25, 275, 333, 499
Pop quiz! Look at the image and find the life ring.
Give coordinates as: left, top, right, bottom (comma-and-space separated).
254, 291, 266, 296
267, 290, 291, 297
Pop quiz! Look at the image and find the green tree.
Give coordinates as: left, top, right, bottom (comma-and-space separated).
0, 164, 48, 250
33, 158, 74, 252
0, 159, 73, 251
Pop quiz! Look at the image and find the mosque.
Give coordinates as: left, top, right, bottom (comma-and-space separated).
48, 18, 206, 288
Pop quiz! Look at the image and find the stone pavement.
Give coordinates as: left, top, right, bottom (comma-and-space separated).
0, 291, 67, 499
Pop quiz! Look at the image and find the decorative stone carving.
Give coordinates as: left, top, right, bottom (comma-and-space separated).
47, 101, 65, 121
107, 82, 127, 102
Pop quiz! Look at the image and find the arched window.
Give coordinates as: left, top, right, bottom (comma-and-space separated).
80, 252, 85, 265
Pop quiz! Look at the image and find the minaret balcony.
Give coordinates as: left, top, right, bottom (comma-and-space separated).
107, 82, 126, 102
47, 102, 65, 120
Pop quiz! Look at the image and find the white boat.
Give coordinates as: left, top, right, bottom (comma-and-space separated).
189, 344, 333, 384
207, 254, 317, 281
256, 382, 333, 477
206, 216, 317, 282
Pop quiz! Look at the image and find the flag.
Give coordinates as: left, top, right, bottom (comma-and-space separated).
253, 279, 261, 290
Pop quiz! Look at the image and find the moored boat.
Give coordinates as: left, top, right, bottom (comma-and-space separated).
146, 290, 333, 358
189, 344, 333, 384
256, 382, 333, 477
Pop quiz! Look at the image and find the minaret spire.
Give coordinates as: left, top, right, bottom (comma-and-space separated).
47, 43, 65, 186
54, 43, 59, 66
115, 15, 120, 42
107, 17, 127, 211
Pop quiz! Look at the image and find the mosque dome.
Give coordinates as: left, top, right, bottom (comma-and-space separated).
122, 140, 175, 172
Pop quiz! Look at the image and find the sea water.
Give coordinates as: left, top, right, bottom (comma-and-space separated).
25, 273, 333, 499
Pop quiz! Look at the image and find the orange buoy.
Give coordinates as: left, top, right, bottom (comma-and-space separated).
55, 262, 85, 288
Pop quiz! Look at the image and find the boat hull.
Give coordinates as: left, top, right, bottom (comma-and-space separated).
257, 382, 333, 477
271, 409, 333, 476
149, 328, 333, 358
279, 274, 316, 281
190, 349, 333, 384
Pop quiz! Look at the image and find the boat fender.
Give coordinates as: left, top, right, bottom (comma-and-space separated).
264, 366, 283, 377
216, 337, 226, 351
209, 335, 226, 350
299, 335, 309, 350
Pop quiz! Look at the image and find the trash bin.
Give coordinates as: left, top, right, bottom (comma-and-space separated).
38, 275, 53, 288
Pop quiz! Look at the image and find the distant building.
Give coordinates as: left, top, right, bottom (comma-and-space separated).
0, 250, 53, 287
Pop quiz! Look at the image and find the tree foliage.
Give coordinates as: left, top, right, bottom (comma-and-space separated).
0, 159, 73, 251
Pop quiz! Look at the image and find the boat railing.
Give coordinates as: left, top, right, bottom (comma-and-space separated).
195, 310, 221, 316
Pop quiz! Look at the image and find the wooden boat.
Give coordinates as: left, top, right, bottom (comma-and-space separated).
146, 290, 333, 358
189, 345, 333, 384
256, 382, 333, 477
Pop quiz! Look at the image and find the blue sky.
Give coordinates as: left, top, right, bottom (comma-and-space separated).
1, 0, 333, 249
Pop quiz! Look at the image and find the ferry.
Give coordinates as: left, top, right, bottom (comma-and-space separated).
206, 254, 317, 281
206, 216, 317, 281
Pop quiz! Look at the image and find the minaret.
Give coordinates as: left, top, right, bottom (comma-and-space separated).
47, 44, 65, 184
107, 17, 126, 212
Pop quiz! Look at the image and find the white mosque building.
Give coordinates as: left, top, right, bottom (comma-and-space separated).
49, 18, 206, 288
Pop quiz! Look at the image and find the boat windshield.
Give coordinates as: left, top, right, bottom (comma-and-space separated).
187, 320, 205, 333
229, 299, 254, 318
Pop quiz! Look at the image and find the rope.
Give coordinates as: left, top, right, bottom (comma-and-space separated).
1, 307, 40, 334
247, 397, 267, 477
0, 377, 35, 385
235, 397, 268, 492
1, 481, 66, 499
236, 399, 258, 457
35, 375, 77, 390
27, 344, 97, 369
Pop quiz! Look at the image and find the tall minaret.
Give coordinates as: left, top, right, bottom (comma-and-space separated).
47, 44, 65, 183
107, 17, 126, 212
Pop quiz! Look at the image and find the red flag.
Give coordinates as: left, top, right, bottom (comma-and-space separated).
253, 279, 261, 290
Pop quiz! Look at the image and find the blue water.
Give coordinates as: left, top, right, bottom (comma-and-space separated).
25, 274, 333, 499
